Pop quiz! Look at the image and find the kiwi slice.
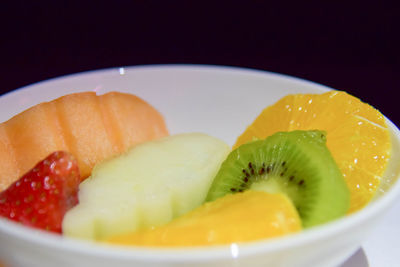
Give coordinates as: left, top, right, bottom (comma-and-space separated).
206, 130, 350, 228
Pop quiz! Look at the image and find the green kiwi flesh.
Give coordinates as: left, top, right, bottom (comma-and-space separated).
206, 130, 350, 228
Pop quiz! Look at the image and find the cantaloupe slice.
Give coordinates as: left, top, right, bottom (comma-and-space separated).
0, 91, 168, 191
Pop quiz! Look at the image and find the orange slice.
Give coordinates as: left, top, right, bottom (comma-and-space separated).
234, 91, 391, 213
107, 191, 301, 247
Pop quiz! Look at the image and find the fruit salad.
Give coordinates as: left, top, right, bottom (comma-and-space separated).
0, 90, 391, 247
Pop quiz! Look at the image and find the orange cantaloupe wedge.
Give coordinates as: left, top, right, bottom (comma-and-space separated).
0, 91, 169, 191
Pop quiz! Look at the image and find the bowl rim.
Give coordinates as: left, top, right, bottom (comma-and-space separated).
0, 64, 399, 262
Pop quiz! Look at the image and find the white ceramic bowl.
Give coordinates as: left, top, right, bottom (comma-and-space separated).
0, 65, 399, 267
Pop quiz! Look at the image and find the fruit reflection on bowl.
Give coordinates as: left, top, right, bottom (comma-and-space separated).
0, 65, 399, 267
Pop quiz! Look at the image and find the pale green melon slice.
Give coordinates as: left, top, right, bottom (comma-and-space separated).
62, 133, 230, 240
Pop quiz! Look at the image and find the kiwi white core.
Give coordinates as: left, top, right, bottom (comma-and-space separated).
250, 176, 300, 204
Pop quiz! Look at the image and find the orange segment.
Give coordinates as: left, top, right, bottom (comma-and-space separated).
107, 191, 301, 247
234, 91, 391, 213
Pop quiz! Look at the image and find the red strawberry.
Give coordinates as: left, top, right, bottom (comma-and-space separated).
0, 151, 80, 233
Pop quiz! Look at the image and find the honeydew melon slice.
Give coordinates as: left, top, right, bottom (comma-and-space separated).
62, 133, 230, 240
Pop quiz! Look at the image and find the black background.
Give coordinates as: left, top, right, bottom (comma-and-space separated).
1, 1, 399, 125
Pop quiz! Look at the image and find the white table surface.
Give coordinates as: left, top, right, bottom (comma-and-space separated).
341, 198, 400, 267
